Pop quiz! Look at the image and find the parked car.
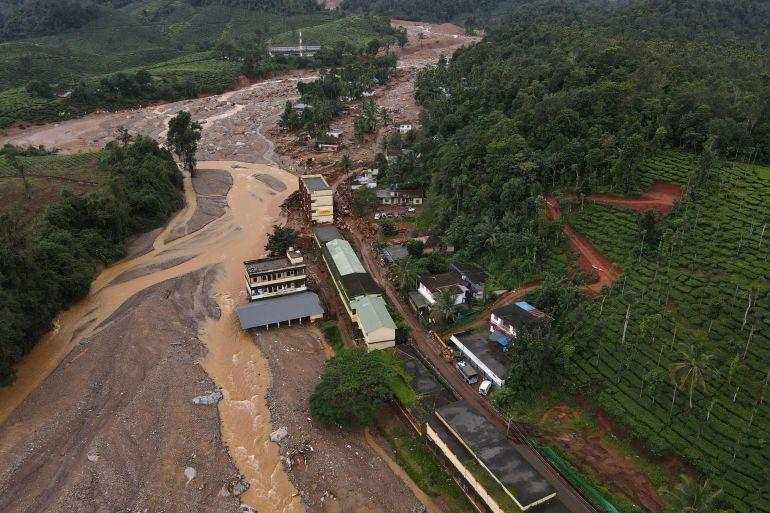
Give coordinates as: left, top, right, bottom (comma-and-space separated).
455, 361, 479, 385
407, 207, 416, 213
478, 380, 492, 397
374, 212, 381, 220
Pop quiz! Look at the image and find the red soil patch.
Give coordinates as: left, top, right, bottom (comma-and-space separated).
546, 198, 621, 294
538, 404, 665, 513
565, 182, 685, 214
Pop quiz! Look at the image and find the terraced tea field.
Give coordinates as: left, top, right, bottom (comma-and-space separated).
0, 152, 101, 219
566, 151, 769, 513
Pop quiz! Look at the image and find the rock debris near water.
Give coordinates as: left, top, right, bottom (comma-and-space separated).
269, 426, 289, 443
192, 389, 223, 405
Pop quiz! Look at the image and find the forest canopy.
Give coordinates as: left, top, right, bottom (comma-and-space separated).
0, 136, 183, 385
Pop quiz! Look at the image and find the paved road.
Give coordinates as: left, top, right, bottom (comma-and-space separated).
342, 226, 599, 513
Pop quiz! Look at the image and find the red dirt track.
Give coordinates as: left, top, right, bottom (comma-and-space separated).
546, 198, 621, 294
565, 182, 684, 214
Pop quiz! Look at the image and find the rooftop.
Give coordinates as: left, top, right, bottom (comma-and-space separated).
339, 272, 381, 299
300, 174, 331, 193
408, 290, 431, 310
382, 244, 408, 263
436, 400, 557, 509
236, 292, 324, 329
492, 301, 552, 330
244, 255, 303, 275
314, 226, 341, 245
325, 238, 366, 276
419, 272, 465, 293
350, 294, 397, 334
451, 330, 511, 381
450, 263, 487, 286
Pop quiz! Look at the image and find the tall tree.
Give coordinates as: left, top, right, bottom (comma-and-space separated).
430, 288, 457, 324
663, 475, 723, 513
167, 111, 202, 177
265, 225, 299, 256
670, 343, 715, 410
389, 257, 423, 291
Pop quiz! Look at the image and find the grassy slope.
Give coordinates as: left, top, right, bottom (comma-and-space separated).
0, 152, 102, 220
271, 17, 392, 47
566, 149, 770, 513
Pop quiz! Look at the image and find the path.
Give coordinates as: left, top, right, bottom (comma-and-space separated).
564, 182, 684, 214
546, 197, 621, 294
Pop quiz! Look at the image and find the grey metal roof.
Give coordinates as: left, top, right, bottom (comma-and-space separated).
492, 302, 551, 331
452, 330, 511, 381
236, 292, 324, 329
382, 244, 408, 263
300, 174, 331, 192
314, 226, 341, 245
436, 400, 556, 509
450, 262, 487, 287
408, 290, 430, 310
244, 256, 302, 275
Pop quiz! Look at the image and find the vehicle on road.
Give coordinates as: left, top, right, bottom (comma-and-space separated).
455, 360, 479, 385
478, 380, 492, 396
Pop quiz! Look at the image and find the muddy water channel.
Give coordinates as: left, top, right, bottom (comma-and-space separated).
0, 161, 302, 512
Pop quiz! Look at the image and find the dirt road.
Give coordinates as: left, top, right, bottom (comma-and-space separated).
546, 198, 621, 294
564, 182, 684, 214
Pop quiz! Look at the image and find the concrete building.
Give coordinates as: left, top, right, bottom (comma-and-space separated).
376, 184, 423, 205
449, 263, 487, 300
417, 272, 468, 306
350, 295, 397, 351
318, 236, 397, 351
490, 301, 553, 339
398, 123, 413, 134
313, 226, 342, 247
299, 174, 334, 224
236, 291, 324, 330
449, 331, 511, 388
244, 248, 306, 301
428, 401, 560, 512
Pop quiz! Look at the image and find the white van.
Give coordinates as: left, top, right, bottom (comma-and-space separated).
478, 380, 492, 397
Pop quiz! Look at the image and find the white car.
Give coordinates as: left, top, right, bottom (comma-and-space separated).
407, 207, 416, 213
478, 380, 492, 397
374, 212, 381, 220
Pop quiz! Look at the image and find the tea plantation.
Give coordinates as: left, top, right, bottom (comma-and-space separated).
565, 151, 769, 513
0, 152, 102, 219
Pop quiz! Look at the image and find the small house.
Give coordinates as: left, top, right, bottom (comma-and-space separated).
376, 184, 423, 206
490, 301, 552, 339
449, 263, 487, 300
416, 235, 454, 254
417, 273, 468, 306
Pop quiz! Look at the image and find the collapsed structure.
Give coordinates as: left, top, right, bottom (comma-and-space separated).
315, 227, 397, 350
299, 174, 334, 225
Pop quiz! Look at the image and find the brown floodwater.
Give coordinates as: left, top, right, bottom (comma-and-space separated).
0, 160, 303, 512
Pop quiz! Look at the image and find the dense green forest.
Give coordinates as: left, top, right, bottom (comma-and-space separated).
396, 2, 770, 512
0, 0, 398, 128
0, 137, 183, 385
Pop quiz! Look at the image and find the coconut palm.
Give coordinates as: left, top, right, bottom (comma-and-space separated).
430, 288, 457, 324
663, 475, 722, 513
669, 343, 715, 413
389, 258, 423, 292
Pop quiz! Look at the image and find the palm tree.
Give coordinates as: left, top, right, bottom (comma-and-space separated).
430, 288, 457, 325
389, 258, 422, 292
669, 343, 715, 416
662, 475, 722, 513
339, 152, 352, 178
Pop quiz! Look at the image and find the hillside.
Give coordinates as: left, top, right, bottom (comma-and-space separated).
396, 2, 770, 512
561, 151, 769, 513
0, 151, 102, 220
